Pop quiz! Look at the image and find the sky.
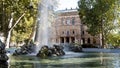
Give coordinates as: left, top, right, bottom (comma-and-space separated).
57, 0, 79, 10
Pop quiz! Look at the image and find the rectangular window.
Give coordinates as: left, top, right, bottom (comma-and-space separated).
67, 31, 69, 36
61, 18, 63, 24
66, 18, 71, 25
61, 18, 66, 25
72, 17, 75, 25
73, 30, 75, 34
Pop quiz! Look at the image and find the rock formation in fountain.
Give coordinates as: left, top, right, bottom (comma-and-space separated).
36, 45, 65, 58
64, 43, 82, 52
13, 40, 36, 55
0, 40, 9, 68
69, 45, 82, 52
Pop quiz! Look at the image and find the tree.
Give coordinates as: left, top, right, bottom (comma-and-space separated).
0, 0, 38, 48
107, 33, 120, 47
78, 0, 119, 47
11, 0, 38, 44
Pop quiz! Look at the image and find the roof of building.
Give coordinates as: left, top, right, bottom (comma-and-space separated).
56, 8, 78, 13
55, 8, 79, 16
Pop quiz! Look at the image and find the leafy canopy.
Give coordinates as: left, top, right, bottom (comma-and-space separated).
78, 0, 118, 35
0, 0, 39, 42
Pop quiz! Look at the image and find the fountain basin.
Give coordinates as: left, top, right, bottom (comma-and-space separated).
8, 51, 120, 68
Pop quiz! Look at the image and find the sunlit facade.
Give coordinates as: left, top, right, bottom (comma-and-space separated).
51, 8, 100, 45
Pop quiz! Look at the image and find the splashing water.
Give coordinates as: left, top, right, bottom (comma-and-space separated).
35, 0, 57, 52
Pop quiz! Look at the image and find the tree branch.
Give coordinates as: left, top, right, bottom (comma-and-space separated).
10, 13, 25, 31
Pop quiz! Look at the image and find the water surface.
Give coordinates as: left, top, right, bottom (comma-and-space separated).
8, 52, 120, 68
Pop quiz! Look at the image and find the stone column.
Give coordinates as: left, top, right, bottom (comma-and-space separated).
58, 38, 60, 44
75, 37, 78, 43
81, 39, 83, 45
85, 38, 87, 44
70, 37, 72, 43
91, 38, 93, 44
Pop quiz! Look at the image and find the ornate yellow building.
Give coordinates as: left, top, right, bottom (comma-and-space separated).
51, 9, 100, 45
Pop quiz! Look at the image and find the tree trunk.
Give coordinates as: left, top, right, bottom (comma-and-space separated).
6, 13, 14, 48
101, 18, 105, 48
28, 21, 37, 42
6, 30, 12, 48
5, 13, 25, 48
102, 31, 104, 48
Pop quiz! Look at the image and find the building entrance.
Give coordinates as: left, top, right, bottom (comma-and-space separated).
66, 37, 69, 43
60, 37, 75, 43
71, 37, 75, 43
60, 37, 64, 43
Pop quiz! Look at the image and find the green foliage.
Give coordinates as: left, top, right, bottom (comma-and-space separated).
106, 33, 120, 46
0, 1, 10, 37
11, 0, 39, 42
78, 0, 120, 45
0, 0, 39, 42
78, 0, 117, 35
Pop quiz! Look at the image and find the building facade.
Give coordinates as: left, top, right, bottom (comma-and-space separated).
51, 9, 100, 45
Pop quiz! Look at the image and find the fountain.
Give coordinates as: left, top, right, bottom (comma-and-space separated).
12, 0, 82, 57
34, 0, 66, 57
6, 0, 120, 68
35, 0, 55, 47
12, 0, 66, 57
